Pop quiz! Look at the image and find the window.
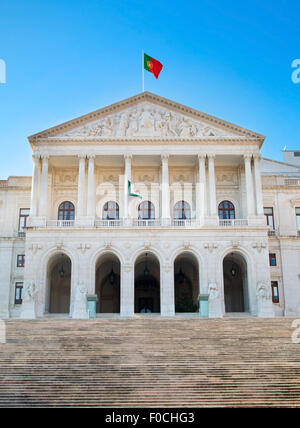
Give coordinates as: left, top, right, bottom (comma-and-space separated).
138, 201, 155, 220
17, 255, 25, 267
103, 201, 119, 220
296, 208, 300, 231
269, 253, 277, 267
58, 201, 75, 220
218, 201, 235, 220
264, 207, 274, 230
271, 281, 280, 304
19, 208, 30, 232
173, 201, 191, 220
15, 283, 23, 304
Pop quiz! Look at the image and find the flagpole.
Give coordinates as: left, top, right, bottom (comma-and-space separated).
142, 50, 144, 92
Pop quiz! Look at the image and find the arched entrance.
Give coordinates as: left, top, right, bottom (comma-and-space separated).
223, 252, 249, 313
174, 252, 199, 313
134, 253, 160, 313
46, 253, 72, 314
95, 253, 120, 313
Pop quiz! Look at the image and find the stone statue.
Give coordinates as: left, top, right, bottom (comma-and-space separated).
201, 126, 216, 137
139, 108, 155, 135
256, 280, 275, 317
20, 281, 38, 319
208, 282, 223, 318
72, 282, 88, 319
178, 118, 198, 137
116, 112, 129, 137
256, 281, 271, 300
208, 282, 219, 300
75, 283, 87, 303
101, 117, 114, 137
23, 281, 37, 303
156, 112, 176, 137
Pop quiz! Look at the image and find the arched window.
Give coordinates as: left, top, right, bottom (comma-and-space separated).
103, 201, 119, 220
138, 201, 155, 220
218, 201, 235, 220
173, 201, 191, 220
58, 201, 75, 220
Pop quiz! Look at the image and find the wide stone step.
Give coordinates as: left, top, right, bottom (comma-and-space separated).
0, 318, 299, 407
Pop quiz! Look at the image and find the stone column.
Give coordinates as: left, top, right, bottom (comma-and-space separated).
123, 155, 132, 220
244, 154, 254, 216
30, 154, 40, 217
77, 155, 86, 218
161, 155, 170, 223
86, 155, 95, 218
208, 154, 217, 216
160, 265, 175, 316
197, 155, 207, 220
253, 154, 264, 216
39, 155, 49, 217
120, 264, 134, 317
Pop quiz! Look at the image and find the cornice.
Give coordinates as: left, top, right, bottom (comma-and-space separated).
33, 136, 261, 146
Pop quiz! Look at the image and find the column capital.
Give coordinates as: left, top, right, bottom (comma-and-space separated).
87, 154, 95, 160
198, 154, 206, 161
124, 153, 132, 160
32, 154, 40, 162
244, 153, 253, 161
207, 153, 216, 160
253, 153, 262, 161
41, 154, 49, 161
78, 154, 87, 160
161, 153, 169, 162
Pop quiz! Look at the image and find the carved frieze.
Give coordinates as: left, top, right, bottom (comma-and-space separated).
53, 169, 78, 186
59, 103, 235, 139
216, 168, 238, 187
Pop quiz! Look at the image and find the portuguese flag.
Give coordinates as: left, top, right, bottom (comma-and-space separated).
144, 53, 163, 79
128, 180, 142, 199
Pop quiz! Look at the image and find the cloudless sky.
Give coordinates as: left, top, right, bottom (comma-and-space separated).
0, 0, 299, 178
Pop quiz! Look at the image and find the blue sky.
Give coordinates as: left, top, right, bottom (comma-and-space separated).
0, 0, 299, 178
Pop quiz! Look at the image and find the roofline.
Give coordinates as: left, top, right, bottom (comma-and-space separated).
28, 91, 265, 147
262, 157, 300, 170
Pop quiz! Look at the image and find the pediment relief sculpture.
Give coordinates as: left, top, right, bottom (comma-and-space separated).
59, 103, 235, 139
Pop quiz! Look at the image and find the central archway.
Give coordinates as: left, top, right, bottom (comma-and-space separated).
46, 253, 72, 314
134, 253, 160, 313
223, 252, 249, 313
95, 253, 120, 313
174, 252, 199, 313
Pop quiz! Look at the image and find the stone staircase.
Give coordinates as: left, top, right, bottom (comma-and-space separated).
0, 317, 300, 407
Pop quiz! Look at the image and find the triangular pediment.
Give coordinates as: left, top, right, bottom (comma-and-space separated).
28, 92, 265, 144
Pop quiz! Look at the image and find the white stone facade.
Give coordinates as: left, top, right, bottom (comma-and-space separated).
0, 92, 299, 319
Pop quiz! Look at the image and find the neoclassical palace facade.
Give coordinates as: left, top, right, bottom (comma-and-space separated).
1, 92, 300, 319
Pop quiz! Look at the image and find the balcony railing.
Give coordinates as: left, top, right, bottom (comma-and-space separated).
47, 220, 75, 228
29, 218, 249, 229
95, 220, 122, 228
219, 219, 249, 227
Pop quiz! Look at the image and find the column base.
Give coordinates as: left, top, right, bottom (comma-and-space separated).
120, 310, 134, 318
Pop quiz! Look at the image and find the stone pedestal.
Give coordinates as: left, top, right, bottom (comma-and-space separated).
20, 301, 36, 319
199, 294, 209, 318
208, 296, 223, 318
86, 295, 98, 319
